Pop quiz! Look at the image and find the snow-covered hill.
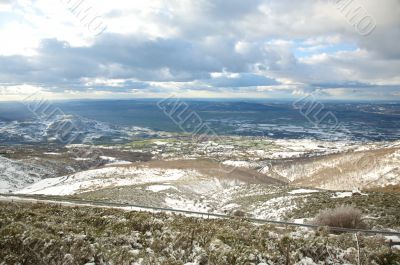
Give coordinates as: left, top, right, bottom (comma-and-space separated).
16, 166, 201, 195
265, 145, 400, 190
14, 162, 306, 220
0, 156, 52, 193
0, 115, 158, 145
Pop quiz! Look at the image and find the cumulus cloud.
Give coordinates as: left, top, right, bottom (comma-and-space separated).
0, 0, 399, 100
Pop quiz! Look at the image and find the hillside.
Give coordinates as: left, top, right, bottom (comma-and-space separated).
265, 146, 400, 190
0, 201, 399, 265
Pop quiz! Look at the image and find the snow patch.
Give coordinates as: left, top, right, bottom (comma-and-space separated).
164, 196, 209, 212
153, 141, 168, 146
288, 189, 320, 194
100, 156, 117, 161
147, 185, 177, 192
250, 196, 297, 220
332, 192, 353, 198
222, 160, 253, 168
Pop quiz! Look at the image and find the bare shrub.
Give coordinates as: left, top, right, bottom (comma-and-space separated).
312, 205, 367, 229
231, 210, 246, 218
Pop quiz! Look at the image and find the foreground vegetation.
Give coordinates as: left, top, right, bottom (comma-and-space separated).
0, 201, 399, 264
286, 191, 400, 229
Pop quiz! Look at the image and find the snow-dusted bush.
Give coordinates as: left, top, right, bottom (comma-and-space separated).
1, 201, 397, 264
313, 205, 367, 229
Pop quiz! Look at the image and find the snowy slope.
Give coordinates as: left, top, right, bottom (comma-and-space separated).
0, 156, 51, 193
0, 115, 158, 145
16, 166, 201, 195
266, 146, 400, 190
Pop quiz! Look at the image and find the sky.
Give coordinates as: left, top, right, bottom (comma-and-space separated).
0, 0, 399, 101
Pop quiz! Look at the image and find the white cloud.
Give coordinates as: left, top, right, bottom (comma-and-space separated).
0, 0, 399, 100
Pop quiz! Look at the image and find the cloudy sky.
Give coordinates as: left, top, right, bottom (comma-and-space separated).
0, 0, 399, 100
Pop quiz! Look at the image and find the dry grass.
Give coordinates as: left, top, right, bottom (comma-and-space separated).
312, 205, 367, 229
119, 159, 285, 185
368, 185, 400, 193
